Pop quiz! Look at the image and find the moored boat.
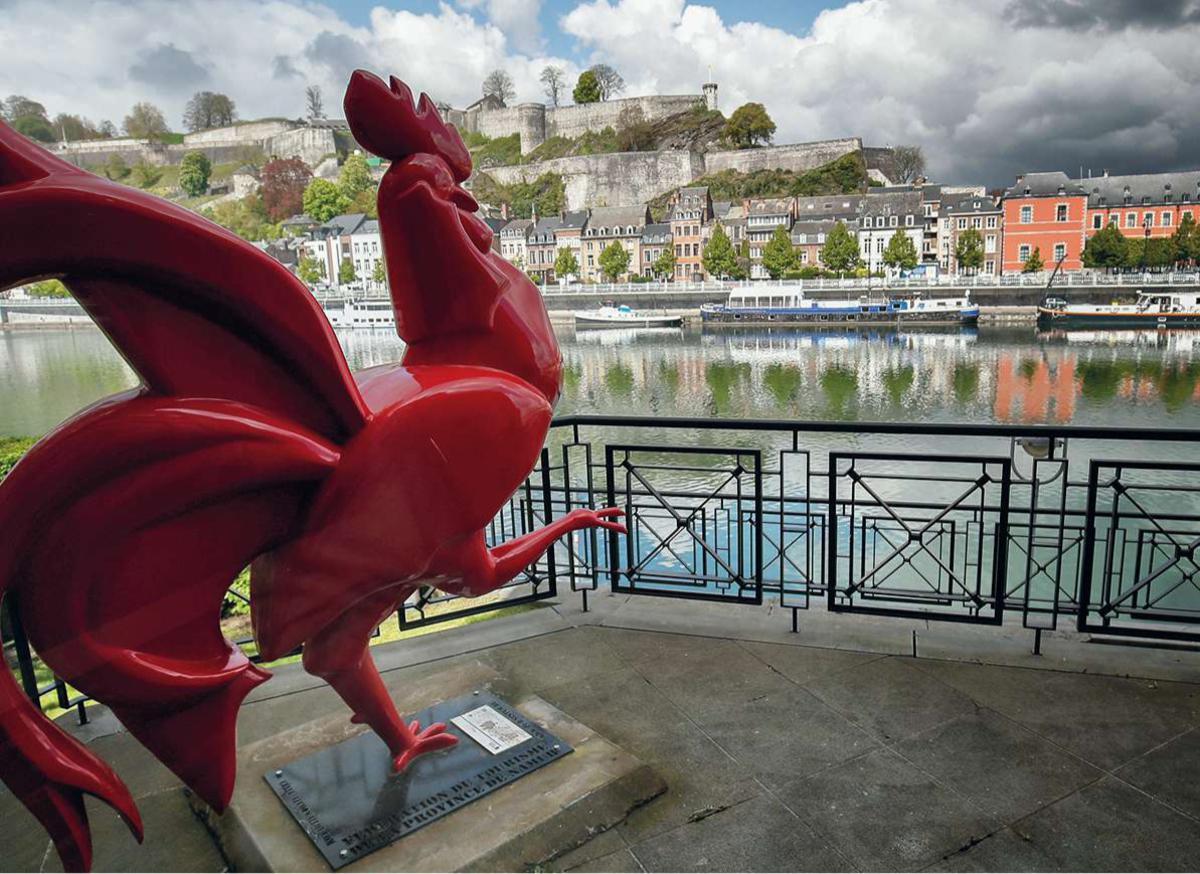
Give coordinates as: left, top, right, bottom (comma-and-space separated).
1037, 291, 1200, 329
700, 289, 979, 326
573, 304, 683, 329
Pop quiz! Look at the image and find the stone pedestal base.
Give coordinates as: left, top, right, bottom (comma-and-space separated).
190, 694, 665, 872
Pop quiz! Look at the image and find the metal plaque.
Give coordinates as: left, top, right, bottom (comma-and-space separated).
264, 692, 572, 869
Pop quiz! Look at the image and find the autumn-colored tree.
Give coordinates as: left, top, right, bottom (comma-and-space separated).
261, 157, 312, 221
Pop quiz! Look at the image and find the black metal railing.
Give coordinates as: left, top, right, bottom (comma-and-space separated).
7, 414, 1200, 719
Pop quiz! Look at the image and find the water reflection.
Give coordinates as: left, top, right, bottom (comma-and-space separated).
4, 323, 1200, 437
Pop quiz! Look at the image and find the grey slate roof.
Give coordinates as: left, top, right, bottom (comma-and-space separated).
863, 190, 922, 216
943, 194, 999, 215
529, 217, 564, 244
319, 213, 368, 237
558, 209, 590, 230
641, 222, 672, 243
355, 219, 380, 235
482, 216, 508, 234
587, 205, 650, 233
748, 197, 793, 216
794, 194, 864, 219
499, 218, 534, 236
1076, 170, 1200, 207
1004, 171, 1087, 198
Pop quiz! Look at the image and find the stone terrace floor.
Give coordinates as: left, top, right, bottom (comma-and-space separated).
6, 591, 1200, 872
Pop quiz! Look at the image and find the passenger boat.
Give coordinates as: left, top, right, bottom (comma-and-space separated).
700, 289, 979, 326
323, 298, 396, 329
1036, 291, 1200, 329
573, 304, 683, 329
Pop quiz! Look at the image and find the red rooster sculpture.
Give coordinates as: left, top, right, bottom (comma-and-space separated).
0, 70, 624, 871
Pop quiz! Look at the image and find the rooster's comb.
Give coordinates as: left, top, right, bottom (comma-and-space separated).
343, 70, 472, 183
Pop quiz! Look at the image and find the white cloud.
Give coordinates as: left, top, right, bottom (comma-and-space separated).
1, 0, 1197, 184
560, 0, 1200, 184
0, 0, 571, 133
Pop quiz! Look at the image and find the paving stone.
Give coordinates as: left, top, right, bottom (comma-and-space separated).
776, 747, 1000, 872
913, 659, 1200, 770
547, 827, 630, 872
89, 731, 184, 800
738, 639, 886, 685
0, 786, 53, 873
804, 656, 977, 742
1115, 727, 1200, 820
479, 626, 627, 695
42, 789, 224, 873
1010, 776, 1200, 871
924, 827, 1057, 872
632, 794, 851, 873
895, 710, 1102, 823
567, 847, 645, 872
692, 683, 880, 790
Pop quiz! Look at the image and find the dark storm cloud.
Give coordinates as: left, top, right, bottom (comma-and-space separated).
1007, 0, 1200, 30
128, 42, 210, 91
303, 31, 371, 86
272, 55, 302, 80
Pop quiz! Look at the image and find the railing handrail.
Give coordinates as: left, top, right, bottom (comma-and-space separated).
550, 413, 1200, 442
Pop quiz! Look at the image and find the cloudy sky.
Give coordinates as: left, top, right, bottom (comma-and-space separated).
2, 0, 1198, 186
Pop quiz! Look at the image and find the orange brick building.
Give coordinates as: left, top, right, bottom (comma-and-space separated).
1081, 172, 1200, 240
1000, 172, 1087, 273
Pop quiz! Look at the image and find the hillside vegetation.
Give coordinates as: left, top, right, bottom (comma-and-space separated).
469, 171, 566, 219
462, 103, 725, 170
648, 152, 870, 219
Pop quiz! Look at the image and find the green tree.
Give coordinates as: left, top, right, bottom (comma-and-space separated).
52, 113, 104, 141
102, 154, 130, 181
1082, 223, 1129, 271
573, 70, 602, 104
26, 279, 70, 298
882, 230, 919, 273
123, 101, 168, 140
182, 91, 236, 131
555, 247, 579, 279
339, 152, 374, 200
205, 194, 281, 242
298, 253, 323, 284
652, 246, 676, 280
372, 259, 387, 284
338, 258, 357, 284
702, 224, 738, 278
302, 177, 349, 223
955, 227, 984, 274
1022, 246, 1044, 273
1172, 213, 1199, 266
598, 241, 631, 280
820, 221, 860, 275
761, 226, 797, 279
178, 150, 212, 197
723, 103, 776, 149
4, 95, 53, 142
130, 160, 163, 189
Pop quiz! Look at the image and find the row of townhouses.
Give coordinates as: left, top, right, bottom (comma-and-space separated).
297, 167, 1200, 288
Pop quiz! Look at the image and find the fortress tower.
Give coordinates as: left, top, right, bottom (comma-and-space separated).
703, 81, 719, 111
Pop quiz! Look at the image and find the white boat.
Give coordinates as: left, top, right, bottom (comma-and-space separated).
701, 289, 979, 326
573, 304, 683, 329
323, 299, 396, 329
1037, 291, 1200, 329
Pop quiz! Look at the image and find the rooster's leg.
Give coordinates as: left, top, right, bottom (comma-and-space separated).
452, 508, 626, 596
302, 589, 458, 771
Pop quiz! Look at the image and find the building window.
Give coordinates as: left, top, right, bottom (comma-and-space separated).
1019, 244, 1031, 262
1127, 212, 1137, 227
1092, 214, 1102, 229
972, 217, 982, 229
1144, 212, 1155, 227
889, 215, 898, 227
1053, 243, 1066, 262
957, 218, 966, 230
864, 217, 873, 228
1163, 212, 1173, 227
675, 244, 682, 256
906, 215, 914, 227
1056, 204, 1068, 222
1020, 205, 1032, 223
986, 216, 997, 229
985, 234, 996, 253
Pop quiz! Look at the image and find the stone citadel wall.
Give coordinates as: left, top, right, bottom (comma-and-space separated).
52, 125, 339, 170
481, 138, 880, 211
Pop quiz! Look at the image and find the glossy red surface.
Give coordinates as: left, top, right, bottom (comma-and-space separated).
0, 70, 624, 872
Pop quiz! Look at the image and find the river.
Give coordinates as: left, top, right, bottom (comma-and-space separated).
4, 324, 1200, 437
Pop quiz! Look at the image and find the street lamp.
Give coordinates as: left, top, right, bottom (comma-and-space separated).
1143, 213, 1152, 274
